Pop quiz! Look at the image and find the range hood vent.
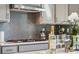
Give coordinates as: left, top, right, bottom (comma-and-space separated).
10, 4, 45, 13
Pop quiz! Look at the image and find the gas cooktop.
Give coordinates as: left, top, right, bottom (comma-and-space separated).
6, 39, 47, 43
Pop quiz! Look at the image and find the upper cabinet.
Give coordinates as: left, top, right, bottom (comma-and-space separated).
0, 4, 10, 23
41, 4, 55, 24
55, 4, 68, 24
34, 4, 55, 24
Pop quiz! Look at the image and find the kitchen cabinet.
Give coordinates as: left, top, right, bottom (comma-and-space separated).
1, 46, 18, 54
19, 43, 48, 52
39, 4, 55, 24
55, 4, 68, 24
0, 4, 10, 22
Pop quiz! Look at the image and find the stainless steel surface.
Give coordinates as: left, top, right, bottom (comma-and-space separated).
6, 39, 48, 43
19, 43, 48, 52
2, 46, 17, 54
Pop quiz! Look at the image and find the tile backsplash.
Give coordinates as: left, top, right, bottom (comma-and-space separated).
0, 11, 50, 41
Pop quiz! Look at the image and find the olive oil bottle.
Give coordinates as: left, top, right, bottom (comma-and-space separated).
48, 26, 56, 50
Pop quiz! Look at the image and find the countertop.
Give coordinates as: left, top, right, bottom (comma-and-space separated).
0, 40, 48, 46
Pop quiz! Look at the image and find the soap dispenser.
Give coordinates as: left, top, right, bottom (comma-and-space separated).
0, 31, 4, 43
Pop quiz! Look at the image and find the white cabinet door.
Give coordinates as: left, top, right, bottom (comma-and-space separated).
6, 5, 10, 22
41, 4, 55, 24
0, 4, 10, 22
55, 4, 68, 24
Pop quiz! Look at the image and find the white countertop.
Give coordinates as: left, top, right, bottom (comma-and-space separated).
0, 40, 48, 46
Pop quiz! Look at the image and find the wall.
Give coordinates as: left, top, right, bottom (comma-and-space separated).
55, 4, 68, 24
69, 4, 79, 14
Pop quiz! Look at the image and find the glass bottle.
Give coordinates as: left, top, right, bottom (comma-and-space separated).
40, 28, 46, 40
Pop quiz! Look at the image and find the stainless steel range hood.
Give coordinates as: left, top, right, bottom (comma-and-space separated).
10, 4, 45, 13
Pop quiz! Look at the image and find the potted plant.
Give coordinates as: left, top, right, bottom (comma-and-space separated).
67, 12, 79, 51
